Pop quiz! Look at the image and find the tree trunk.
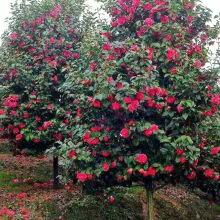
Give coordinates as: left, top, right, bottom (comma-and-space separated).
53, 156, 59, 189
147, 189, 154, 220
145, 180, 154, 220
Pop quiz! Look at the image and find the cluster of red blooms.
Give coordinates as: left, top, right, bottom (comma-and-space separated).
3, 95, 19, 109
110, 0, 171, 28
0, 192, 30, 219
90, 87, 174, 114
143, 124, 159, 137
202, 94, 220, 117
8, 5, 80, 72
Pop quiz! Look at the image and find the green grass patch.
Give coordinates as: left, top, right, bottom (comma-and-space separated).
0, 171, 22, 192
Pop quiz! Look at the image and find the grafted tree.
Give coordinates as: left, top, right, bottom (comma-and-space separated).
0, 0, 96, 188
57, 0, 220, 219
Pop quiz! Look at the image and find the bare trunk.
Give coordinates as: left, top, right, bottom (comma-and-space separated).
145, 180, 154, 220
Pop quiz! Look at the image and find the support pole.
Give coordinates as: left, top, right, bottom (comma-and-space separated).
53, 156, 59, 189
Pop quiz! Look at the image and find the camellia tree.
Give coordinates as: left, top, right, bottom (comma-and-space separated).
0, 0, 100, 188
55, 0, 220, 219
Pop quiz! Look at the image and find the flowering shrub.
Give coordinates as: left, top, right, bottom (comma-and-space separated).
0, 0, 88, 154
57, 0, 220, 211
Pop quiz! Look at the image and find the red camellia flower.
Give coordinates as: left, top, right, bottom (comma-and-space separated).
103, 136, 109, 142
87, 174, 93, 180
111, 161, 117, 168
166, 49, 178, 60
36, 117, 41, 122
195, 60, 202, 68
131, 45, 139, 51
160, 89, 167, 97
16, 134, 22, 141
0, 128, 4, 134
211, 95, 220, 105
93, 100, 101, 108
201, 34, 208, 42
36, 98, 41, 103
102, 163, 110, 171
44, 121, 51, 130
90, 62, 96, 71
120, 128, 129, 138
19, 123, 25, 129
10, 69, 18, 77
106, 54, 114, 61
177, 104, 182, 113
103, 42, 111, 51
128, 100, 139, 112
101, 150, 111, 157
108, 196, 115, 203
188, 170, 196, 180
205, 169, 214, 178
63, 51, 71, 57
151, 124, 159, 132
166, 96, 176, 105
117, 16, 127, 25
211, 146, 220, 155
144, 3, 152, 11
194, 45, 202, 53
171, 67, 176, 74
187, 15, 193, 23
180, 156, 186, 164
89, 138, 99, 145
29, 48, 35, 53
91, 126, 102, 132
154, 103, 163, 109
124, 97, 132, 104
77, 173, 87, 182
137, 154, 148, 164
18, 42, 24, 47
73, 53, 80, 59
10, 32, 17, 40
187, 49, 194, 56
192, 159, 198, 167
143, 167, 157, 177
0, 109, 5, 115
112, 102, 121, 111
136, 91, 145, 101
143, 124, 158, 137
107, 77, 113, 83
165, 35, 171, 41
145, 18, 154, 26
13, 128, 19, 134
132, 0, 140, 7
69, 150, 76, 159
176, 148, 184, 155
143, 128, 153, 137
127, 168, 133, 174
161, 15, 169, 23
164, 166, 174, 173
116, 84, 123, 89
48, 104, 54, 110
13, 179, 19, 183
33, 139, 40, 143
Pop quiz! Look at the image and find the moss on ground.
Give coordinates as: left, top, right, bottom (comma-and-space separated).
37, 187, 220, 220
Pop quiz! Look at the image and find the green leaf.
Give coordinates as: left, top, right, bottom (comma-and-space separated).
182, 113, 188, 120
